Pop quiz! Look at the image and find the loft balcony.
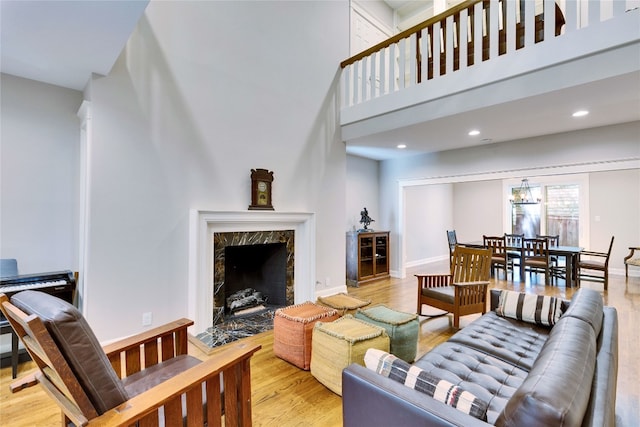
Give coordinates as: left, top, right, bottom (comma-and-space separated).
340, 0, 640, 157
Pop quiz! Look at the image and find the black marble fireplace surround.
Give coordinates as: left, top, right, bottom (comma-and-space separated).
212, 230, 294, 325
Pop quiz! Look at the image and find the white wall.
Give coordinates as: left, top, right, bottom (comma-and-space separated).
346, 155, 379, 231
404, 183, 453, 265
589, 168, 640, 272
380, 122, 640, 275
453, 180, 503, 243
77, 1, 349, 341
0, 74, 82, 274
352, 0, 394, 30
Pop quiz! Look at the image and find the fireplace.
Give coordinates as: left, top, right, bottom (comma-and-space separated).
224, 243, 287, 314
188, 210, 317, 335
213, 230, 294, 324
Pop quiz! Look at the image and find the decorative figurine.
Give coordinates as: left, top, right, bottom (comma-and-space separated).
359, 207, 375, 231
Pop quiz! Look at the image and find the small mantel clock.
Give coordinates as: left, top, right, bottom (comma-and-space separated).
249, 168, 274, 210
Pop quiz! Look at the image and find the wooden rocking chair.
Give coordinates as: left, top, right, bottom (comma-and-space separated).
416, 245, 492, 328
0, 290, 260, 426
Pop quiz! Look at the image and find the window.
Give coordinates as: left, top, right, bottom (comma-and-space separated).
505, 176, 587, 246
511, 184, 541, 238
545, 184, 580, 246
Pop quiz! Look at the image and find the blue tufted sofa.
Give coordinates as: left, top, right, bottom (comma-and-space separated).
342, 288, 618, 427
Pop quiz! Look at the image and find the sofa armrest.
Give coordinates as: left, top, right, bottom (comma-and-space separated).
342, 364, 490, 427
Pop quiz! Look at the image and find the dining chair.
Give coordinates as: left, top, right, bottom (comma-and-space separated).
483, 235, 509, 278
522, 238, 551, 285
577, 236, 615, 290
446, 230, 457, 268
416, 245, 492, 328
504, 233, 524, 277
536, 234, 561, 283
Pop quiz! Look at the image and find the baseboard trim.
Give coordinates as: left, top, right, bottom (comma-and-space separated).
315, 285, 348, 299
405, 255, 448, 269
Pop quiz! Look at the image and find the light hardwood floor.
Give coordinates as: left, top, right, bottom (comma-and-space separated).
1, 263, 638, 426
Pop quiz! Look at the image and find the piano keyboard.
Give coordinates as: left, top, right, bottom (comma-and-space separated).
1, 279, 69, 294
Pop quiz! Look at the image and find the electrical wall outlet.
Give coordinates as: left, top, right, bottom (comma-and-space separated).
142, 312, 152, 326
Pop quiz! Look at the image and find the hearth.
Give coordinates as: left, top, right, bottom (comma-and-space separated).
212, 229, 294, 325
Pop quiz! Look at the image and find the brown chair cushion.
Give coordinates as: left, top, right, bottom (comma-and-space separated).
11, 290, 129, 414
421, 286, 455, 304
580, 260, 605, 269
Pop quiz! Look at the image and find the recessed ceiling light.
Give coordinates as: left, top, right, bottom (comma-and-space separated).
572, 110, 589, 117
397, 144, 407, 149
468, 130, 480, 136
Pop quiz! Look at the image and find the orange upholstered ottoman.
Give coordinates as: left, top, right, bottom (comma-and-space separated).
273, 301, 340, 370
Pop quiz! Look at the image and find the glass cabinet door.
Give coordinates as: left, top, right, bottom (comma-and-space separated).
375, 236, 388, 274
359, 236, 374, 277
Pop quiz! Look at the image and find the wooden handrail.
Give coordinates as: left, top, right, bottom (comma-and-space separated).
340, 0, 480, 68
339, 0, 573, 108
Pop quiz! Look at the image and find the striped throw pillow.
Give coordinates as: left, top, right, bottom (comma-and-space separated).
495, 290, 563, 326
364, 348, 488, 421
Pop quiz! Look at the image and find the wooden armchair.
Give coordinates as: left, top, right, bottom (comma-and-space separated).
416, 245, 492, 328
578, 236, 615, 290
0, 290, 261, 427
624, 246, 640, 277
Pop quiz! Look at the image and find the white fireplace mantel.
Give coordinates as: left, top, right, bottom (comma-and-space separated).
188, 210, 316, 334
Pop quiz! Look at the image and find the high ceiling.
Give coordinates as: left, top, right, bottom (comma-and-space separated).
1, 1, 637, 162
0, 0, 149, 90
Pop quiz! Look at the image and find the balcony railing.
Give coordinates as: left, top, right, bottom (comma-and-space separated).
340, 0, 634, 109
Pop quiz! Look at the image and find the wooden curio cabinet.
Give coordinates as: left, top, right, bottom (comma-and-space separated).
346, 231, 390, 286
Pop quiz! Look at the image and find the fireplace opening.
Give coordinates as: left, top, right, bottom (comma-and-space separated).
224, 243, 287, 316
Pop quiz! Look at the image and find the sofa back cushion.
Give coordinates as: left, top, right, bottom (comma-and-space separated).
364, 348, 489, 421
495, 290, 563, 327
495, 316, 596, 427
11, 290, 129, 415
561, 288, 604, 336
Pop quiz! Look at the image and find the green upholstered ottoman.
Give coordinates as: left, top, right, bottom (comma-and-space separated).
273, 301, 340, 370
355, 304, 419, 362
310, 315, 389, 395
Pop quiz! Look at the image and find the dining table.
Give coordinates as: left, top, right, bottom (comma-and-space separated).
548, 245, 583, 287
458, 241, 583, 287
